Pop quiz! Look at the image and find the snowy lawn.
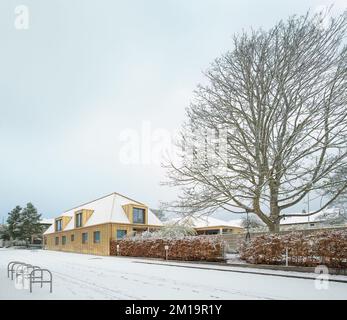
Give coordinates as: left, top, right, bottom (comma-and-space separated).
0, 248, 346, 300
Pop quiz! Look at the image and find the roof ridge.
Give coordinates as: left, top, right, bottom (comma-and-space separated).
113, 192, 145, 205
62, 191, 144, 214
110, 193, 116, 221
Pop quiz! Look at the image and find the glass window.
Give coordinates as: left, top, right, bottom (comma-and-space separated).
71, 234, 74, 242
93, 231, 100, 243
55, 219, 62, 232
117, 230, 127, 239
62, 236, 66, 245
133, 208, 145, 224
82, 232, 88, 244
55, 237, 59, 245
76, 212, 83, 228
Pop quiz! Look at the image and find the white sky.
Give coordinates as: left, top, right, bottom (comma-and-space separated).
0, 0, 345, 222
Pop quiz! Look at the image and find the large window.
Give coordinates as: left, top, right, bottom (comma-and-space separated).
55, 219, 62, 232
93, 231, 100, 243
82, 232, 88, 244
71, 234, 74, 242
76, 212, 82, 228
116, 230, 127, 239
133, 208, 145, 224
55, 237, 59, 245
62, 236, 66, 245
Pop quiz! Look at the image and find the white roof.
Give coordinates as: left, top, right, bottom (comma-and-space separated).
44, 192, 163, 234
40, 218, 54, 225
227, 218, 244, 228
280, 212, 326, 225
169, 216, 244, 229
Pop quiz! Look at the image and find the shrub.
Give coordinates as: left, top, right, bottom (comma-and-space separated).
110, 235, 224, 261
131, 224, 197, 240
239, 230, 347, 268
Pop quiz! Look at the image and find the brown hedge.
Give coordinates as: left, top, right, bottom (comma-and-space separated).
110, 236, 224, 261
239, 230, 347, 268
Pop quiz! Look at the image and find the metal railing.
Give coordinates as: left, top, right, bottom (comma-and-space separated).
7, 260, 53, 293
29, 268, 52, 293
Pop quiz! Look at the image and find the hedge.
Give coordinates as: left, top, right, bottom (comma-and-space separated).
110, 236, 224, 261
239, 230, 347, 268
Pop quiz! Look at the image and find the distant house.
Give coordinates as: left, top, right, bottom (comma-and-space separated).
169, 216, 244, 235
43, 192, 163, 255
40, 218, 54, 230
31, 218, 55, 244
280, 208, 346, 231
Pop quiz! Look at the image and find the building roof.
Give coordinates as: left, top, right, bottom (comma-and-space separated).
227, 218, 244, 228
169, 216, 244, 229
40, 218, 54, 225
280, 210, 334, 225
44, 192, 163, 235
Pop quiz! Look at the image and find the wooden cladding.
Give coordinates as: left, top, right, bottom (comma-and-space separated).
44, 223, 111, 256
74, 209, 94, 228
44, 222, 161, 256
55, 216, 72, 232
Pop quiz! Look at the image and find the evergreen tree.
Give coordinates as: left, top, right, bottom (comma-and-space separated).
20, 203, 42, 244
0, 224, 11, 241
7, 206, 22, 240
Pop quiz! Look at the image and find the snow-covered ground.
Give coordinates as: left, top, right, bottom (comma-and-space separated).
0, 248, 346, 300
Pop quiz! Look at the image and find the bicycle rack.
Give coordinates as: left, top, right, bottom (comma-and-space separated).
7, 261, 53, 293
16, 265, 41, 281
7, 261, 23, 278
15, 263, 33, 280
9, 262, 27, 280
29, 268, 52, 293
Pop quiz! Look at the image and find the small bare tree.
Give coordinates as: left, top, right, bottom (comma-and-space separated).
164, 10, 347, 233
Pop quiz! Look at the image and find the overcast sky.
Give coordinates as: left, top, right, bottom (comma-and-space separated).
0, 0, 345, 222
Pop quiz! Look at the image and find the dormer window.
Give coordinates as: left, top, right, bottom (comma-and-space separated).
133, 207, 145, 224
76, 212, 83, 228
55, 219, 62, 232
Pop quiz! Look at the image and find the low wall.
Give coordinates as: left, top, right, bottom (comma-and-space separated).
110, 236, 225, 262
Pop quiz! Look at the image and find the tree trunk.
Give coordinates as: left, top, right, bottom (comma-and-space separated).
268, 221, 280, 233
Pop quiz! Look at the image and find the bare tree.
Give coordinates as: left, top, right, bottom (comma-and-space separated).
163, 10, 347, 233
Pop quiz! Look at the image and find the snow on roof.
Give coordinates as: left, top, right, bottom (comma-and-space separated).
227, 218, 244, 228
168, 216, 244, 229
40, 218, 54, 225
280, 211, 326, 225
44, 192, 163, 235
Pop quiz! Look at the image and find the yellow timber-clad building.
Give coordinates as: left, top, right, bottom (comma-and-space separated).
43, 192, 163, 255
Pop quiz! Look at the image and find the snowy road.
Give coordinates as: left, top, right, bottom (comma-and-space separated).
0, 248, 346, 300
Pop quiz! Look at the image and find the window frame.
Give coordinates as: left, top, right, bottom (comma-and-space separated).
93, 231, 101, 244
55, 219, 62, 232
82, 232, 88, 244
55, 237, 59, 245
62, 235, 66, 245
71, 234, 74, 242
116, 229, 127, 240
132, 207, 145, 224
76, 212, 83, 228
